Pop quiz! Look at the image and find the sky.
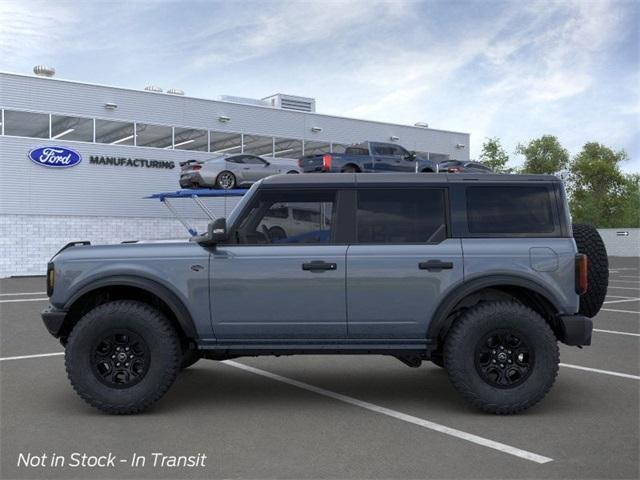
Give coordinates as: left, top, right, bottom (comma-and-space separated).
1, 0, 638, 171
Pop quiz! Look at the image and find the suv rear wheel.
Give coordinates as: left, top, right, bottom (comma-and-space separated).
444, 301, 559, 414
65, 300, 181, 414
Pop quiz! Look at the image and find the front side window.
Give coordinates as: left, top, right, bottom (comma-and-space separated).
235, 190, 335, 245
466, 186, 555, 234
356, 189, 447, 243
242, 155, 267, 165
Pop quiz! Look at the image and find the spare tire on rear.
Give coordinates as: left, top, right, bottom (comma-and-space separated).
572, 223, 608, 318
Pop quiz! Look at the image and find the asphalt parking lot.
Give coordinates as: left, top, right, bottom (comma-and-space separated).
1, 257, 638, 480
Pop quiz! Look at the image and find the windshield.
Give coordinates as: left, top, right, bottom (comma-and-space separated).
226, 180, 262, 228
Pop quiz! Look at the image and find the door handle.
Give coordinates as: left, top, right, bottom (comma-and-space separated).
419, 260, 453, 271
302, 261, 337, 272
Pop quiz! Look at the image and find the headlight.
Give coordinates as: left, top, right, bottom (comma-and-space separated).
47, 262, 55, 297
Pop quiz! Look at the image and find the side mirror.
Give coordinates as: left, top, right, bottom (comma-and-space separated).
264, 161, 271, 166
194, 218, 227, 245
405, 151, 417, 161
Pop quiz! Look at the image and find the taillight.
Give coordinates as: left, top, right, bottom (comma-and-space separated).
192, 165, 202, 171
322, 154, 331, 171
575, 254, 588, 295
448, 167, 462, 173
47, 262, 54, 297
297, 158, 302, 167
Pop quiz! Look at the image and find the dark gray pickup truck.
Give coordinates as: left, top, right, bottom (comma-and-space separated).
298, 141, 438, 173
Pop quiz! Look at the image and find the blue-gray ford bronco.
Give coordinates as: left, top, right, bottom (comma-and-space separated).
42, 173, 608, 414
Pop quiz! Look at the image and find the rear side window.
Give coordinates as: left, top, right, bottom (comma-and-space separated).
345, 147, 369, 156
466, 186, 555, 234
356, 189, 447, 243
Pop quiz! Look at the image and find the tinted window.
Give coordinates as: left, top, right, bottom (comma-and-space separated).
237, 190, 335, 245
226, 156, 244, 164
345, 146, 369, 155
243, 155, 266, 165
357, 189, 446, 243
466, 186, 555, 234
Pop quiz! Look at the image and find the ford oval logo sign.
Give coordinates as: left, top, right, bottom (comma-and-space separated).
28, 146, 82, 168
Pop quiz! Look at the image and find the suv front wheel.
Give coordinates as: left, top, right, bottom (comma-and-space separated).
65, 300, 182, 414
444, 301, 559, 414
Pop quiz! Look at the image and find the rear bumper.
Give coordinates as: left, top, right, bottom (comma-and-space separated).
557, 314, 593, 346
42, 304, 68, 338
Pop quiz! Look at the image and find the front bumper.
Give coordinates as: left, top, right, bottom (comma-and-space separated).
557, 314, 593, 346
42, 304, 68, 337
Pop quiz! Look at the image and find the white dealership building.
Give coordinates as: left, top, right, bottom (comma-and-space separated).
0, 69, 470, 277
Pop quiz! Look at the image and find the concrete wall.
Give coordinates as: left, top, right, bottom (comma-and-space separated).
597, 229, 640, 257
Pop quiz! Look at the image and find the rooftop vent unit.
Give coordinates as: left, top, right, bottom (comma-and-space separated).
263, 93, 316, 113
144, 85, 163, 92
167, 88, 184, 96
33, 65, 55, 77
414, 122, 429, 128
217, 95, 270, 107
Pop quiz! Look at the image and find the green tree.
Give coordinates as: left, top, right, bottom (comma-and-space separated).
516, 135, 569, 174
568, 142, 637, 227
479, 137, 511, 172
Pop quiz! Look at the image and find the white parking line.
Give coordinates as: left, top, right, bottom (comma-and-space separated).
0, 352, 64, 362
223, 360, 553, 464
606, 295, 634, 299
0, 297, 48, 304
601, 308, 640, 315
603, 298, 640, 305
606, 286, 640, 291
560, 363, 640, 380
0, 292, 46, 296
609, 280, 640, 285
617, 275, 640, 279
593, 328, 640, 338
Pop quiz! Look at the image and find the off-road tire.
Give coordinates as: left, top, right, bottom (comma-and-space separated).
572, 223, 608, 318
181, 349, 200, 369
444, 301, 559, 414
65, 300, 181, 414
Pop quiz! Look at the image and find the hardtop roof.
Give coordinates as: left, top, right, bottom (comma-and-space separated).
260, 173, 561, 188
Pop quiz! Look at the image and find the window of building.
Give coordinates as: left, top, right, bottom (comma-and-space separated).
51, 115, 93, 142
273, 137, 303, 159
136, 123, 173, 148
95, 119, 135, 145
303, 141, 331, 155
210, 131, 243, 154
356, 189, 447, 243
237, 190, 335, 244
4, 110, 49, 138
173, 127, 208, 151
466, 186, 555, 234
243, 134, 274, 156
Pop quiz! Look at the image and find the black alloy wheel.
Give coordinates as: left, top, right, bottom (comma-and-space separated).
474, 330, 533, 388
92, 330, 150, 388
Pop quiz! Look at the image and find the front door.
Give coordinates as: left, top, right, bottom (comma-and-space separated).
346, 187, 463, 339
210, 188, 348, 339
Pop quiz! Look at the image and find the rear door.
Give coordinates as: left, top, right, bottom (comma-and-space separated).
370, 143, 397, 172
346, 187, 464, 339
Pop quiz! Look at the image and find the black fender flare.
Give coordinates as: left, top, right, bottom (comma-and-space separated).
427, 274, 564, 340
64, 275, 197, 339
